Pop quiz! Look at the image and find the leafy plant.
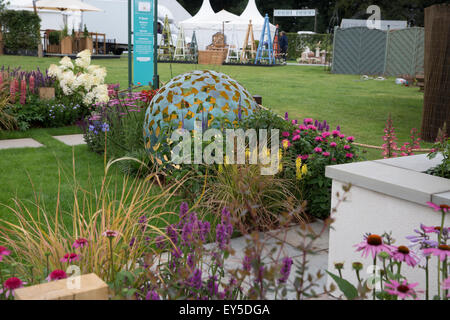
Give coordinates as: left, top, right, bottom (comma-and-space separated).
427, 123, 449, 179
0, 10, 41, 50
0, 157, 185, 284
0, 82, 16, 130
48, 31, 60, 45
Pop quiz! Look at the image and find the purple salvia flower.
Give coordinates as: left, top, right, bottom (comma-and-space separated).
207, 276, 219, 297
243, 255, 252, 272
284, 112, 289, 121
146, 290, 160, 300
179, 202, 189, 220
187, 269, 202, 291
278, 257, 293, 283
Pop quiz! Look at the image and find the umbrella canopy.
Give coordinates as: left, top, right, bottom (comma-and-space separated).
30, 0, 101, 12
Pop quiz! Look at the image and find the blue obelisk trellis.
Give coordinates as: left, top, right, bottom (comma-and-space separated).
255, 14, 275, 65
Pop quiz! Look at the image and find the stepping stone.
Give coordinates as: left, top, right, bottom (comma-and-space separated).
0, 138, 43, 150
53, 134, 86, 146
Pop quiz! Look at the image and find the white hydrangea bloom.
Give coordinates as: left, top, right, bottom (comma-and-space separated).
75, 57, 91, 69
77, 49, 92, 60
83, 91, 95, 105
60, 56, 74, 70
92, 67, 107, 81
48, 64, 62, 79
87, 65, 99, 74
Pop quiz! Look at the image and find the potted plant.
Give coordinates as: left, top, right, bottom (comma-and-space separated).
60, 25, 72, 54
47, 31, 61, 53
79, 24, 93, 53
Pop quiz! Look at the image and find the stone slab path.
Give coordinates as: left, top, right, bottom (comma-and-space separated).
52, 134, 86, 146
0, 138, 43, 150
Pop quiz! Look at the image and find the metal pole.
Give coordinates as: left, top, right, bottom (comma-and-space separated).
153, 0, 159, 89
128, 0, 132, 90
314, 9, 317, 33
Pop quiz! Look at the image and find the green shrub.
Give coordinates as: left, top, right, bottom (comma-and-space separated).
0, 10, 41, 51
285, 33, 332, 60
48, 31, 61, 45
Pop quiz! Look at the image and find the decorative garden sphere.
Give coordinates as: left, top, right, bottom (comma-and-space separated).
144, 70, 258, 155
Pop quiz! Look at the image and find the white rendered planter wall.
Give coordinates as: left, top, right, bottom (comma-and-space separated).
325, 154, 449, 298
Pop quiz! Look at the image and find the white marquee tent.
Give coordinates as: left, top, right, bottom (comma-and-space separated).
180, 0, 276, 50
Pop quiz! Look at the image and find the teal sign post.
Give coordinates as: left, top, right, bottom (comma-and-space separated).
131, 0, 158, 88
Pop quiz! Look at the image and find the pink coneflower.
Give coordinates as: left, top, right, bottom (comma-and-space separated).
322, 152, 330, 157
347, 136, 355, 142
307, 125, 317, 130
0, 246, 11, 261
332, 130, 340, 137
294, 129, 301, 135
103, 230, 118, 238
282, 131, 290, 138
315, 136, 323, 142
322, 132, 331, 138
442, 278, 450, 297
344, 145, 351, 150
422, 244, 450, 261
304, 118, 313, 124
385, 280, 420, 299
330, 142, 337, 148
60, 253, 80, 263
1, 277, 23, 298
354, 234, 392, 259
292, 135, 300, 141
346, 153, 354, 159
300, 154, 309, 161
339, 134, 345, 139
426, 202, 449, 213
422, 225, 449, 234
47, 270, 67, 281
332, 157, 337, 161
299, 124, 307, 131
314, 147, 323, 153
391, 245, 419, 267
72, 238, 88, 249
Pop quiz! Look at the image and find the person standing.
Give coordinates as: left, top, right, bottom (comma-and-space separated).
279, 31, 288, 64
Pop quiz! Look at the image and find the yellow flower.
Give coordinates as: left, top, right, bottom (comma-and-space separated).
296, 157, 302, 180
278, 149, 283, 172
245, 148, 250, 162
301, 164, 308, 176
218, 163, 223, 174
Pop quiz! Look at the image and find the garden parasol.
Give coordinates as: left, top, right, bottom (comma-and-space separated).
28, 0, 102, 27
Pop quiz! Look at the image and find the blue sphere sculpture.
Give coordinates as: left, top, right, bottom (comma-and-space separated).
144, 70, 258, 155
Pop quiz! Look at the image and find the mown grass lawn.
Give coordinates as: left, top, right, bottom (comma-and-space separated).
0, 55, 429, 221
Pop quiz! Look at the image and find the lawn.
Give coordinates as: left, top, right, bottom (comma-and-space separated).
0, 55, 428, 221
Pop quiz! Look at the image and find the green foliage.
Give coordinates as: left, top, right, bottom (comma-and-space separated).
83, 24, 90, 38
427, 125, 449, 179
48, 31, 61, 45
286, 33, 331, 61
326, 271, 358, 300
240, 108, 295, 133
0, 10, 41, 51
0, 83, 16, 130
6, 95, 85, 131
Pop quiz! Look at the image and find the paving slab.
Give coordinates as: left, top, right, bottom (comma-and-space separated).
53, 134, 86, 146
0, 138, 43, 150
432, 191, 450, 206
271, 221, 329, 253
375, 153, 443, 173
325, 161, 450, 206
